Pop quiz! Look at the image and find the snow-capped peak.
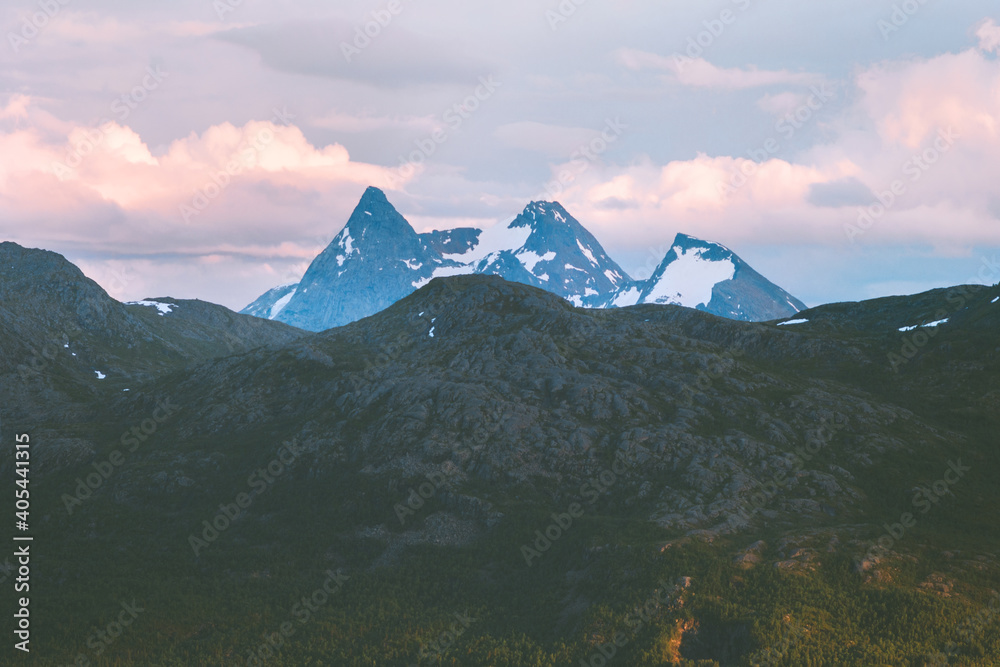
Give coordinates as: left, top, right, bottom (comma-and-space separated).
242, 187, 805, 331
644, 243, 737, 309
605, 232, 806, 322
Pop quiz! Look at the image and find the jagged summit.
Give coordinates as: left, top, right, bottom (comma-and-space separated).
606, 233, 806, 322
242, 187, 806, 331
274, 188, 446, 331
445, 200, 630, 307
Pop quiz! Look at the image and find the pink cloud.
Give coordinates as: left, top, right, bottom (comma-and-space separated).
549, 37, 1000, 253
0, 100, 405, 221
0, 98, 413, 306
976, 18, 1000, 53
858, 50, 999, 149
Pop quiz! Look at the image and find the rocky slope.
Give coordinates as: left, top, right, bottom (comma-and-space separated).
7, 248, 1000, 665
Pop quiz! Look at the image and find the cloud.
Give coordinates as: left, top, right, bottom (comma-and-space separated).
0, 98, 404, 285
494, 121, 603, 157
615, 48, 823, 89
533, 39, 1000, 254
976, 18, 1000, 53
215, 20, 493, 88
310, 110, 438, 133
0, 94, 30, 121
756, 91, 812, 117
857, 50, 999, 150
807, 177, 874, 208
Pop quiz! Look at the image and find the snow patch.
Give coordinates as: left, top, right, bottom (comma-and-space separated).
94, 371, 106, 379
518, 250, 556, 273
992, 297, 999, 304
412, 264, 475, 289
269, 288, 296, 319
576, 239, 598, 266
127, 300, 177, 316
336, 231, 356, 266
645, 246, 735, 308
777, 319, 809, 326
428, 326, 435, 338
612, 286, 641, 308
898, 318, 949, 332
443, 217, 531, 264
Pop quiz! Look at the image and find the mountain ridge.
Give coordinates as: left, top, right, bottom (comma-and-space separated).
243, 187, 805, 331
3, 243, 999, 664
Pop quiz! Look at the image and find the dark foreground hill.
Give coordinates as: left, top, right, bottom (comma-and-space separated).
4, 248, 1000, 665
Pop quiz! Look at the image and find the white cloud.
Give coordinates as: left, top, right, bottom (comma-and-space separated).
615, 48, 823, 89
976, 18, 1000, 53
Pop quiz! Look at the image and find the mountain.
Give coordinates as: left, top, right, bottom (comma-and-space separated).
268, 187, 458, 331
13, 258, 1000, 664
0, 241, 306, 424
607, 233, 806, 321
241, 282, 298, 320
439, 200, 630, 307
244, 190, 632, 331
243, 188, 806, 331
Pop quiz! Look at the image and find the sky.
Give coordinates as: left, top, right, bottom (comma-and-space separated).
1, 0, 999, 310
